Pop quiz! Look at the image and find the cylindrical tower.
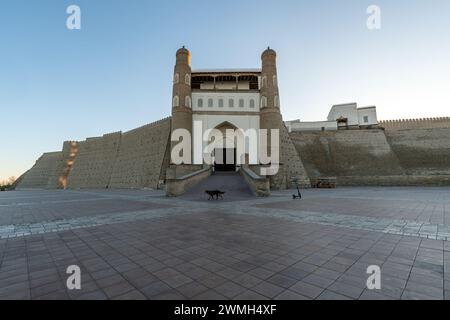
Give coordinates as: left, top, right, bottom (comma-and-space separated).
171, 46, 193, 157
260, 47, 282, 157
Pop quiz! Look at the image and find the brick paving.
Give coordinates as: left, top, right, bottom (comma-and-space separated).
0, 187, 449, 300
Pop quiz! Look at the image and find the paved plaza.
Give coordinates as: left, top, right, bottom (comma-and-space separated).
0, 187, 449, 300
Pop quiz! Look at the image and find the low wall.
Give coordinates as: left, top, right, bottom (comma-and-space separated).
240, 167, 270, 197
166, 167, 211, 197
337, 175, 450, 186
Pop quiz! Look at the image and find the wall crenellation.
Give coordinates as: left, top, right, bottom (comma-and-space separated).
380, 117, 450, 130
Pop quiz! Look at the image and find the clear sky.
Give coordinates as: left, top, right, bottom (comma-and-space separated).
1, 0, 450, 181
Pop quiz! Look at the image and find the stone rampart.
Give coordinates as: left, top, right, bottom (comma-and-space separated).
15, 152, 63, 189
385, 127, 450, 175
66, 132, 121, 189
290, 129, 404, 179
109, 117, 171, 189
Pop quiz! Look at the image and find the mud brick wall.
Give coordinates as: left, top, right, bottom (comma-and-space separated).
380, 117, 450, 130
66, 132, 121, 189
17, 118, 450, 189
290, 129, 404, 179
15, 152, 64, 189
277, 122, 311, 188
385, 128, 450, 175
109, 117, 171, 189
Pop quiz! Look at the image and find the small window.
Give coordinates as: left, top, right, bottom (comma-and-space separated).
172, 95, 179, 107
261, 76, 267, 88
249, 99, 255, 108
363, 116, 369, 123
229, 99, 234, 108
197, 98, 203, 108
185, 74, 191, 85
239, 99, 244, 108
173, 73, 179, 84
274, 95, 279, 108
185, 96, 191, 108
218, 98, 224, 108
260, 96, 267, 108
273, 75, 278, 87
208, 98, 213, 107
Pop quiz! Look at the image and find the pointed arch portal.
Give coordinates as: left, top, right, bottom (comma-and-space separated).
213, 121, 237, 172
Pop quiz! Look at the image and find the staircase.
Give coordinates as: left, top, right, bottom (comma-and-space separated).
180, 171, 254, 201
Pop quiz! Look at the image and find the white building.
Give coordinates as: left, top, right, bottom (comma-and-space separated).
285, 119, 337, 132
286, 103, 378, 132
327, 103, 378, 128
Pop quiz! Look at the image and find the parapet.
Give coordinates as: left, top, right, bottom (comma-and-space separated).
379, 117, 450, 130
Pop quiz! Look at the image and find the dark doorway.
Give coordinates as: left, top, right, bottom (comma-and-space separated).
214, 148, 236, 171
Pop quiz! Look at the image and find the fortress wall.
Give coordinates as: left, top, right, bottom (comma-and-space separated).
279, 122, 311, 188
385, 127, 450, 175
16, 152, 64, 189
159, 131, 172, 182
46, 141, 78, 189
337, 175, 450, 186
290, 129, 404, 180
380, 117, 450, 130
66, 132, 121, 189
109, 117, 171, 189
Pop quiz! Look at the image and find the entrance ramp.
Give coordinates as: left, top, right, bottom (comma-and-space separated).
180, 171, 254, 202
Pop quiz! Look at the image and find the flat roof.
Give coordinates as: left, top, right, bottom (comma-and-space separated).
358, 106, 376, 110
192, 68, 261, 74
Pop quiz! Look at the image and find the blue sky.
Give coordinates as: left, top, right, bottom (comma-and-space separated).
1, 0, 450, 181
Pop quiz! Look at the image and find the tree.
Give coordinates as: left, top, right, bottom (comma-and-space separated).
0, 176, 16, 191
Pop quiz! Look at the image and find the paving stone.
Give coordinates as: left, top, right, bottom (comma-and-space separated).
252, 281, 285, 298
233, 290, 269, 300
214, 282, 247, 299
103, 281, 136, 299
317, 290, 352, 300
359, 290, 395, 300
274, 290, 310, 300
247, 267, 277, 280
112, 290, 146, 300
75, 290, 108, 300
1, 188, 449, 300
327, 282, 365, 299
290, 281, 324, 299
302, 274, 336, 288
191, 290, 227, 300
140, 281, 172, 298
267, 274, 298, 288
175, 281, 209, 298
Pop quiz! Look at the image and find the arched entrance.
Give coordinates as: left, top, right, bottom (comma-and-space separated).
211, 122, 239, 172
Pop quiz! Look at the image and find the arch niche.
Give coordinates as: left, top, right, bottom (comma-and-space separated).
207, 121, 244, 172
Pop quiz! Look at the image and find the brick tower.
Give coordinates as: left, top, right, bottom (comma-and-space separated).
259, 48, 284, 187
171, 46, 193, 159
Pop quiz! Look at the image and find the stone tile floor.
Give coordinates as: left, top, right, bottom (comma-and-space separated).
0, 187, 449, 300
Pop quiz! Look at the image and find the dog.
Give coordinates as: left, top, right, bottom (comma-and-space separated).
205, 190, 225, 200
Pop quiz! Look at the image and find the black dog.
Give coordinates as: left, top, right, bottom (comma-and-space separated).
205, 190, 225, 200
